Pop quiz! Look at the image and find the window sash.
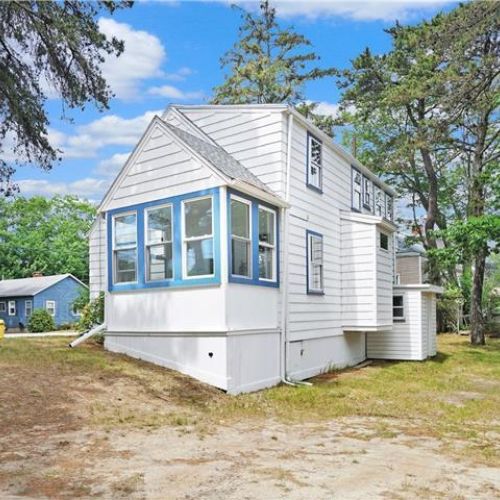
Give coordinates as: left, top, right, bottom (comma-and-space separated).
145, 205, 173, 282
258, 206, 276, 281
25, 300, 33, 318
393, 295, 405, 320
363, 177, 372, 209
308, 135, 322, 189
308, 233, 324, 293
352, 169, 362, 210
45, 300, 56, 317
230, 196, 252, 278
113, 212, 138, 285
182, 196, 214, 279
380, 232, 389, 250
8, 300, 15, 316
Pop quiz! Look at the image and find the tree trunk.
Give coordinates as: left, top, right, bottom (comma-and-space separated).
470, 248, 486, 345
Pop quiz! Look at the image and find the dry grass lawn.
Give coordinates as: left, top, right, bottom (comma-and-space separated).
0, 334, 498, 498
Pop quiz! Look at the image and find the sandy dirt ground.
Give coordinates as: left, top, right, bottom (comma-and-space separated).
0, 341, 499, 499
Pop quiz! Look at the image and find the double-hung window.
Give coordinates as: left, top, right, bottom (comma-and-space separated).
45, 300, 56, 317
363, 176, 372, 210
393, 295, 405, 321
352, 168, 362, 211
183, 196, 214, 278
307, 133, 322, 191
386, 194, 394, 221
375, 187, 384, 217
113, 213, 137, 284
8, 300, 15, 316
145, 205, 173, 281
230, 197, 252, 278
258, 207, 276, 281
307, 231, 324, 294
25, 300, 33, 319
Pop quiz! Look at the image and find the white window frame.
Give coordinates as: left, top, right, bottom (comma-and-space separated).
230, 195, 252, 279
307, 133, 322, 191
144, 203, 174, 283
25, 300, 33, 318
182, 195, 215, 280
258, 205, 277, 282
363, 176, 372, 210
0, 301, 6, 313
8, 300, 16, 316
307, 232, 324, 294
352, 168, 362, 211
45, 300, 56, 317
393, 295, 405, 321
112, 211, 138, 285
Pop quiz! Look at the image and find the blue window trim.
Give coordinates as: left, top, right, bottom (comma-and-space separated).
306, 132, 323, 194
227, 189, 280, 288
107, 187, 221, 292
306, 229, 325, 296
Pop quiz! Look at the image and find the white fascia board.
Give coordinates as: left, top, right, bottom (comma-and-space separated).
230, 180, 288, 208
393, 284, 444, 294
340, 210, 398, 233
286, 106, 396, 196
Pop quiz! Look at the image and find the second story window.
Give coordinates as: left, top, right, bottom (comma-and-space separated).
352, 168, 362, 211
113, 213, 137, 284
145, 205, 173, 281
363, 177, 372, 210
375, 187, 384, 217
386, 194, 394, 221
307, 133, 322, 191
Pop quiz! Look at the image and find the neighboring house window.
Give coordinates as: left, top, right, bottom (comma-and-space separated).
375, 187, 384, 217
363, 176, 372, 210
307, 231, 324, 294
0, 302, 5, 313
183, 196, 214, 278
230, 196, 252, 278
352, 168, 362, 211
258, 206, 277, 281
386, 194, 394, 221
380, 232, 389, 250
145, 205, 173, 281
8, 300, 16, 316
393, 295, 405, 321
45, 300, 56, 317
395, 273, 401, 285
113, 212, 137, 284
307, 133, 322, 191
25, 300, 33, 318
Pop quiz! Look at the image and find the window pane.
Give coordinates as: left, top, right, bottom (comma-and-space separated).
148, 243, 173, 281
259, 209, 275, 245
147, 206, 172, 244
393, 296, 403, 307
115, 214, 137, 247
231, 199, 250, 238
186, 238, 214, 276
232, 239, 251, 277
259, 246, 273, 279
393, 307, 404, 318
310, 138, 322, 165
115, 248, 137, 283
185, 198, 212, 238
380, 233, 389, 250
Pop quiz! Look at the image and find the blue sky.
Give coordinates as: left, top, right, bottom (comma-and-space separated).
14, 0, 455, 202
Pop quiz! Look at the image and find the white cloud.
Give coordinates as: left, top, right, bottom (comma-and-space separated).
165, 66, 194, 82
98, 18, 166, 99
54, 109, 161, 159
223, 0, 451, 22
94, 152, 130, 177
148, 84, 205, 101
312, 101, 341, 118
17, 177, 111, 199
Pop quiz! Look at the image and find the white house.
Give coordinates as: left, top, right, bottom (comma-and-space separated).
89, 104, 441, 394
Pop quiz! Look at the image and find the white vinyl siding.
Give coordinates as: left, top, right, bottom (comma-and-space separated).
89, 216, 107, 299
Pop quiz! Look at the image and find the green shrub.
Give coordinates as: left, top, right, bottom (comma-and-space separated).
78, 292, 104, 332
28, 309, 55, 333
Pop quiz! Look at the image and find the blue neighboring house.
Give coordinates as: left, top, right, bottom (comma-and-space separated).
0, 274, 87, 331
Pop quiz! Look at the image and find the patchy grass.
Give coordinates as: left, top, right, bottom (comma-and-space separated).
0, 334, 499, 464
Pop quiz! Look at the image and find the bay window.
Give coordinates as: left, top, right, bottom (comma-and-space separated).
145, 205, 173, 281
258, 206, 276, 281
113, 213, 137, 284
230, 197, 252, 278
183, 197, 214, 278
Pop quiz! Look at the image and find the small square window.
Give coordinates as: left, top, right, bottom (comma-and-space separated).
393, 295, 405, 321
380, 232, 389, 251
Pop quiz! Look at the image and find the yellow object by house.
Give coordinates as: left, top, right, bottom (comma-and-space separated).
0, 319, 5, 340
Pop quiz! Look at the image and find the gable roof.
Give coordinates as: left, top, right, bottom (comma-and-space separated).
0, 274, 87, 298
161, 121, 272, 194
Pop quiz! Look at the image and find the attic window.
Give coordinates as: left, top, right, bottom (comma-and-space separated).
307, 133, 322, 192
